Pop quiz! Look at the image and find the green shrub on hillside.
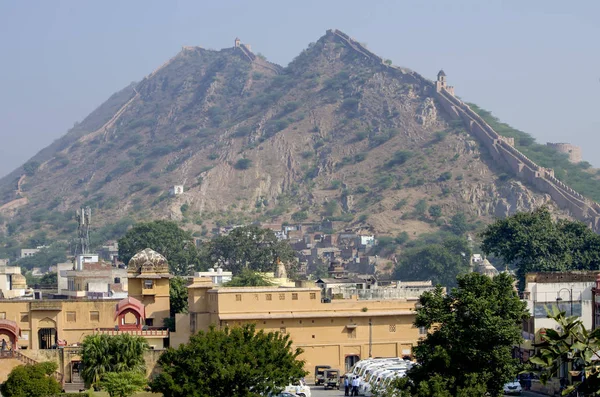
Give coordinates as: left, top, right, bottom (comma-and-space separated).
234, 158, 252, 170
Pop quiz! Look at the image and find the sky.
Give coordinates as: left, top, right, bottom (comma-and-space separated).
0, 0, 599, 178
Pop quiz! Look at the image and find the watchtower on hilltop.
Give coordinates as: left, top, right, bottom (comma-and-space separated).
435, 69, 455, 95
234, 37, 241, 48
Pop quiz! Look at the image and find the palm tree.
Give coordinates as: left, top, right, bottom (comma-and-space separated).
81, 334, 112, 388
81, 333, 148, 389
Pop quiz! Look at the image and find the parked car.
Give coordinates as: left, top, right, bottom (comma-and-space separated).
284, 379, 311, 397
503, 379, 522, 395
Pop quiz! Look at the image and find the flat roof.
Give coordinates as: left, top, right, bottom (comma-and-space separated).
218, 309, 414, 320
209, 287, 321, 294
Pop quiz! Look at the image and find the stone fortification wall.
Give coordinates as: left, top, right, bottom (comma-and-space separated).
547, 142, 583, 163
435, 89, 600, 231
330, 29, 433, 90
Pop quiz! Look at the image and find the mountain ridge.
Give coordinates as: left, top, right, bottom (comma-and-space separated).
0, 29, 597, 248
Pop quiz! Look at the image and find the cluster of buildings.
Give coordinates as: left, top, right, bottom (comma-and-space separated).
0, 245, 439, 388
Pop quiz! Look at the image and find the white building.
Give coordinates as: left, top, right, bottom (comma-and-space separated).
0, 265, 30, 299
169, 185, 184, 196
194, 267, 232, 285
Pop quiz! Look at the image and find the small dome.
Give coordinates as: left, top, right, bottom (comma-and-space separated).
127, 248, 169, 275
11, 273, 27, 289
437, 69, 446, 77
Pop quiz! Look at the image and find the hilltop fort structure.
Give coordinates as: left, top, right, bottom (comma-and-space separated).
546, 142, 583, 163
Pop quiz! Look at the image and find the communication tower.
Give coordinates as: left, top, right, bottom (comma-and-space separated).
76, 207, 92, 255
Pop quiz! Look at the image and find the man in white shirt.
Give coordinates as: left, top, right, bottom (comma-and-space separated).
351, 376, 360, 396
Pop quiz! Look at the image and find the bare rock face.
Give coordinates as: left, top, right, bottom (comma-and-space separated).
0, 30, 591, 241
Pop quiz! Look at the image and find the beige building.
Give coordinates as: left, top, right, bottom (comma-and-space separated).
173, 277, 424, 376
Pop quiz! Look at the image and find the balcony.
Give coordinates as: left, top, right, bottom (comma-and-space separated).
142, 286, 156, 296
95, 328, 169, 338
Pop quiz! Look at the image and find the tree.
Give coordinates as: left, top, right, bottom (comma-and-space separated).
449, 212, 469, 235
39, 272, 57, 287
15, 244, 67, 271
428, 205, 442, 219
100, 371, 147, 397
203, 225, 297, 276
81, 333, 148, 389
118, 220, 203, 275
225, 268, 274, 287
393, 236, 471, 287
23, 161, 40, 176
150, 324, 306, 397
397, 273, 529, 397
530, 307, 600, 396
169, 276, 188, 317
0, 361, 61, 397
480, 206, 600, 288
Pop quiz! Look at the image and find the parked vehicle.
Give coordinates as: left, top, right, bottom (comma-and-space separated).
314, 365, 331, 385
284, 379, 311, 397
503, 379, 522, 395
323, 369, 341, 390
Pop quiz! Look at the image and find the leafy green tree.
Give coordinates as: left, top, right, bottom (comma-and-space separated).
0, 361, 61, 397
118, 220, 203, 275
23, 161, 40, 176
15, 244, 67, 271
397, 273, 528, 397
150, 324, 306, 397
393, 236, 471, 287
449, 212, 469, 235
203, 225, 297, 276
81, 333, 148, 389
225, 268, 274, 287
39, 272, 57, 287
100, 371, 147, 397
428, 205, 442, 219
531, 306, 600, 396
480, 206, 600, 288
169, 276, 188, 316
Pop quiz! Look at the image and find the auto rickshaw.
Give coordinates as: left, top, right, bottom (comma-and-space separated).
314, 365, 331, 385
323, 368, 341, 390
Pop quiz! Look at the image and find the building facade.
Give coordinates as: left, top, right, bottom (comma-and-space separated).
172, 278, 424, 377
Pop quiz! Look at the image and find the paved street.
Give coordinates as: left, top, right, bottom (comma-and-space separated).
308, 385, 549, 397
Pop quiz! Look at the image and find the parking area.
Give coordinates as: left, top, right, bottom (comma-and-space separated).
309, 385, 346, 397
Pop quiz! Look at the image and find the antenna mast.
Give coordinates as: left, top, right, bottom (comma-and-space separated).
76, 207, 91, 255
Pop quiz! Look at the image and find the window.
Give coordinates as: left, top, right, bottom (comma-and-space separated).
145, 319, 154, 327
310, 292, 316, 300
292, 293, 298, 300
347, 328, 357, 339
114, 277, 120, 284
20, 313, 28, 323
419, 326, 427, 335
235, 294, 242, 302
279, 293, 285, 301
266, 294, 272, 301
280, 327, 287, 334
66, 311, 76, 322
90, 311, 100, 322
144, 280, 154, 289
389, 324, 396, 333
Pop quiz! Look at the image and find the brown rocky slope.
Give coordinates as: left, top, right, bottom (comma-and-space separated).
0, 29, 586, 242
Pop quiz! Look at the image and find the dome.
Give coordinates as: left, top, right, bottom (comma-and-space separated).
127, 248, 169, 275
11, 274, 27, 289
437, 69, 446, 77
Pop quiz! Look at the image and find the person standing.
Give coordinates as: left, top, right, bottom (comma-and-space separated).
1, 338, 6, 351
344, 375, 350, 396
351, 376, 360, 396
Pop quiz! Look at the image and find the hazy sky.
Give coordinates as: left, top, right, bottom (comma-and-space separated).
0, 0, 598, 178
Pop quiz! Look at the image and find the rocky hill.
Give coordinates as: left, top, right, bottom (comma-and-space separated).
1, 29, 598, 246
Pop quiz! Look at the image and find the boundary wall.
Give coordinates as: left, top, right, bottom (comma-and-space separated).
434, 88, 600, 231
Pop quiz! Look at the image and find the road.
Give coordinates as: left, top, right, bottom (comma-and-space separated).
308, 385, 548, 397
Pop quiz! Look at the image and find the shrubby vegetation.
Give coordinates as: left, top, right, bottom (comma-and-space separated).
0, 361, 61, 397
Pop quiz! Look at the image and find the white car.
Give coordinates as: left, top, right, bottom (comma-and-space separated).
284, 379, 311, 397
503, 379, 522, 395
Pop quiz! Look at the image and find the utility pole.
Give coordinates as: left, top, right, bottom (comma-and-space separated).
368, 320, 372, 358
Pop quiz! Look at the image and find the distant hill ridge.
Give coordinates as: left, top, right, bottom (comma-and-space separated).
1, 28, 599, 244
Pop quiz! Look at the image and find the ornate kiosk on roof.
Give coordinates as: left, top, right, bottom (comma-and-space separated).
126, 248, 172, 329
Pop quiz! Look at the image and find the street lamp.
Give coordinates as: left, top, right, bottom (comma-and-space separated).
556, 288, 574, 317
